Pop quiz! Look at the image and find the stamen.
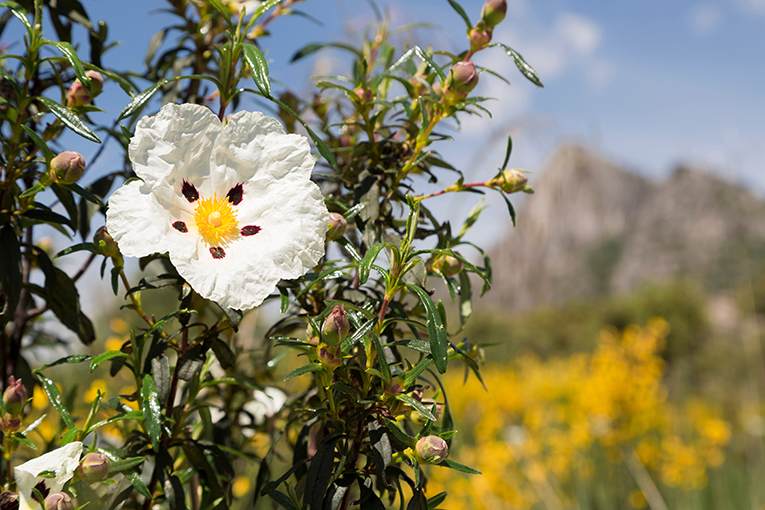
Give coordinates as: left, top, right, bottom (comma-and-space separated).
210, 247, 226, 259
226, 183, 244, 205
182, 180, 199, 202
194, 193, 238, 246
172, 221, 188, 233
241, 225, 261, 236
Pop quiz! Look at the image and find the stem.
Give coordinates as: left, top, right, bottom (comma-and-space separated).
415, 180, 487, 201
165, 328, 188, 417
72, 252, 97, 283
119, 270, 152, 326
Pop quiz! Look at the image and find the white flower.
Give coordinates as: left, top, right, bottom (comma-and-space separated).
106, 104, 328, 310
14, 442, 83, 510
243, 387, 287, 430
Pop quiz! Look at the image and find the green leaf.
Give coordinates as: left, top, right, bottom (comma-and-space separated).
36, 96, 101, 143
44, 267, 95, 345
437, 459, 481, 475
359, 243, 387, 285
37, 375, 75, 429
117, 75, 216, 121
403, 356, 432, 388
22, 208, 74, 229
141, 374, 163, 452
19, 182, 46, 198
61, 182, 105, 207
207, 0, 233, 27
446, 0, 471, 30
126, 471, 152, 499
20, 125, 54, 161
305, 436, 339, 510
499, 190, 517, 226
1, 1, 32, 33
283, 363, 322, 381
11, 432, 37, 451
244, 0, 282, 31
382, 418, 417, 448
48, 41, 91, 91
107, 456, 145, 474
241, 43, 271, 98
90, 350, 130, 372
413, 46, 446, 84
501, 135, 513, 170
490, 43, 544, 88
405, 284, 448, 374
33, 354, 91, 373
290, 42, 362, 62
395, 393, 436, 422
53, 242, 98, 259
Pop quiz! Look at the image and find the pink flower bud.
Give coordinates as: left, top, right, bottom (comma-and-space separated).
66, 71, 103, 107
433, 254, 464, 277
322, 305, 350, 346
49, 151, 85, 185
76, 452, 110, 483
326, 213, 347, 240
469, 25, 493, 53
317, 343, 343, 372
3, 377, 26, 415
481, 0, 507, 27
489, 168, 530, 194
306, 323, 321, 346
93, 226, 119, 258
444, 62, 479, 103
44, 492, 73, 510
415, 435, 449, 464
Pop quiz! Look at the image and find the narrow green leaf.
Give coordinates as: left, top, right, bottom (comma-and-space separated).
20, 125, 54, 161
90, 350, 130, 372
61, 182, 105, 207
359, 243, 387, 285
48, 41, 91, 91
117, 75, 216, 121
36, 96, 100, 143
437, 459, 481, 475
241, 43, 271, 98
413, 46, 446, 83
290, 42, 362, 62
395, 393, 436, 421
207, 0, 233, 26
11, 432, 37, 451
37, 375, 75, 429
140, 374, 162, 452
283, 363, 322, 381
19, 182, 46, 198
107, 456, 145, 474
1, 1, 32, 32
53, 242, 98, 259
126, 471, 152, 499
33, 354, 91, 373
245, 0, 282, 32
382, 418, 417, 448
490, 43, 544, 88
501, 135, 513, 170
405, 284, 448, 374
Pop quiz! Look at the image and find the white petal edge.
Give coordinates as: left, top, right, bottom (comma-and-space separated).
15, 441, 83, 510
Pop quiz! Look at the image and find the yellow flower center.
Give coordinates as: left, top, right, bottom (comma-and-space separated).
194, 193, 238, 246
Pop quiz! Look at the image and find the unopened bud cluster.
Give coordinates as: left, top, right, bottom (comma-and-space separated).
326, 212, 347, 240
50, 151, 85, 185
433, 254, 464, 277
67, 71, 103, 108
94, 226, 120, 259
468, 0, 508, 54
443, 62, 479, 104
322, 305, 349, 346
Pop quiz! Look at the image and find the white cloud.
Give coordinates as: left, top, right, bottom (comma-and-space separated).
734, 0, 765, 15
688, 3, 722, 36
555, 13, 602, 56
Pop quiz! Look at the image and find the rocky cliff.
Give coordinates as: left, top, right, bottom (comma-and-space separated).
489, 144, 765, 310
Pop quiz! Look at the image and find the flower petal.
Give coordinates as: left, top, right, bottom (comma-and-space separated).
15, 442, 83, 510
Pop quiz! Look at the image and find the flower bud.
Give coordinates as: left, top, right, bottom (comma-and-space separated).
444, 62, 479, 103
44, 492, 73, 510
481, 0, 507, 28
76, 452, 110, 483
93, 226, 119, 258
415, 435, 449, 464
469, 24, 493, 54
3, 377, 26, 415
0, 414, 21, 434
317, 343, 343, 372
306, 322, 321, 346
322, 305, 349, 346
66, 71, 103, 107
433, 254, 464, 277
489, 168, 530, 194
326, 213, 347, 240
49, 151, 86, 185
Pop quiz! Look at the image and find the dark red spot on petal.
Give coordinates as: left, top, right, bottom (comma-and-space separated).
32, 481, 50, 503
210, 247, 226, 259
240, 225, 261, 236
172, 221, 188, 233
181, 180, 199, 202
226, 183, 244, 205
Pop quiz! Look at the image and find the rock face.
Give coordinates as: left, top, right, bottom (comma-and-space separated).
489, 143, 765, 310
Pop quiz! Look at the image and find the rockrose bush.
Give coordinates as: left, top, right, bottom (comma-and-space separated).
0, 0, 540, 508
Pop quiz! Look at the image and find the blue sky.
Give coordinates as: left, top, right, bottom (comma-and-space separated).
5, 0, 764, 249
